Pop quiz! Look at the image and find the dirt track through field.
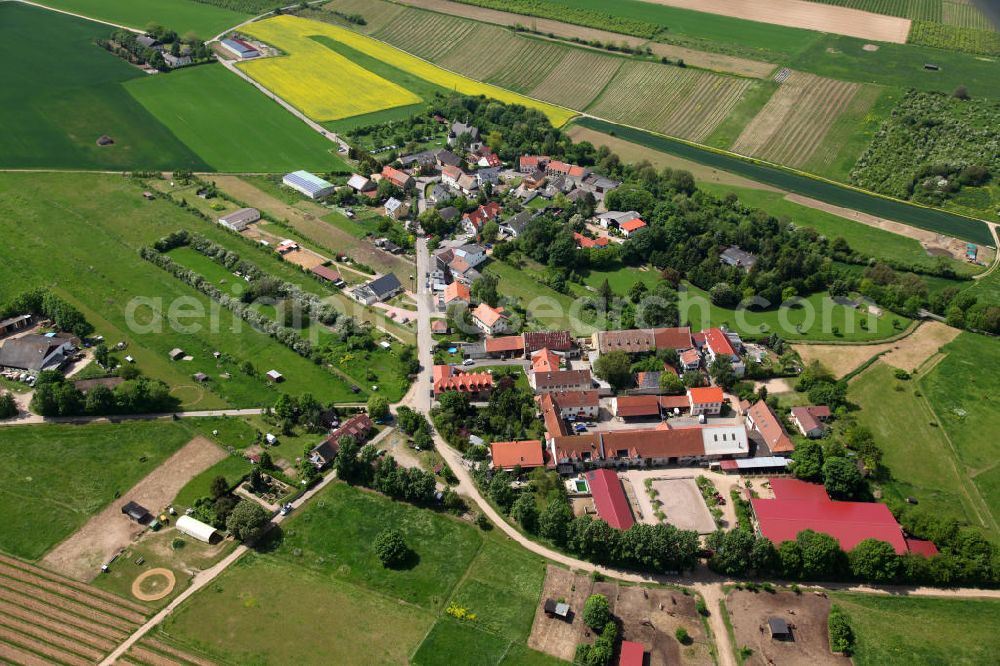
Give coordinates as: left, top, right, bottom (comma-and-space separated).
641, 0, 911, 43
42, 437, 225, 581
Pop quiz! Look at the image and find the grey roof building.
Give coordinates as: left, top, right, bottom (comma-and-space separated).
720, 245, 758, 270
0, 335, 73, 372
218, 207, 260, 232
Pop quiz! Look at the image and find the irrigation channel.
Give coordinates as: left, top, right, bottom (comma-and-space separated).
575, 117, 994, 247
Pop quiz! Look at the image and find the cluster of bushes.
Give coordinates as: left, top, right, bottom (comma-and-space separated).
0, 392, 18, 419
97, 25, 211, 71
396, 405, 434, 451
1, 289, 93, 338
828, 605, 855, 655
430, 373, 538, 449
455, 0, 661, 38
851, 90, 999, 206
29, 370, 177, 417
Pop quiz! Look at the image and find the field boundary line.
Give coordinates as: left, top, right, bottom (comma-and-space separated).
10, 0, 141, 33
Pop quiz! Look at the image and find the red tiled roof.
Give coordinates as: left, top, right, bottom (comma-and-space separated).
531, 348, 560, 373
596, 329, 655, 354
491, 440, 544, 469
620, 218, 647, 233
381, 165, 411, 188
441, 165, 462, 180
658, 395, 689, 410
433, 365, 493, 395
540, 393, 567, 439
523, 330, 573, 353
310, 264, 342, 282
585, 469, 634, 530
519, 155, 548, 171
602, 428, 704, 459
574, 232, 610, 249
752, 478, 907, 554
443, 281, 471, 304
485, 335, 524, 353
551, 434, 601, 464
326, 413, 373, 445
905, 538, 939, 557
463, 201, 502, 230
791, 406, 827, 433
748, 401, 794, 453
473, 303, 507, 328
680, 348, 701, 365
652, 327, 692, 350
614, 395, 661, 417
533, 369, 592, 390
549, 390, 600, 409
704, 328, 736, 357
619, 641, 645, 666
688, 386, 723, 405
431, 320, 448, 333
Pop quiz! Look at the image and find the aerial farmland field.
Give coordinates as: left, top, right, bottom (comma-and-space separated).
0, 2, 206, 171
125, 64, 350, 172
32, 0, 250, 38
528, 49, 625, 110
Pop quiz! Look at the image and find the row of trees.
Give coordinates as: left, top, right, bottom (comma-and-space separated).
29, 370, 177, 417
1, 289, 93, 338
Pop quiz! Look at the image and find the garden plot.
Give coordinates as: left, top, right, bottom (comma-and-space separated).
587, 61, 754, 142
41, 437, 225, 581
724, 589, 849, 666
731, 71, 863, 168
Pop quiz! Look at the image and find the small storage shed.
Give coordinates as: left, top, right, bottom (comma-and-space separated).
266, 369, 284, 383
176, 515, 219, 544
169, 348, 185, 360
122, 501, 151, 524
768, 617, 791, 640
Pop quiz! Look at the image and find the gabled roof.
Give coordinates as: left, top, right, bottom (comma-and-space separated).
523, 330, 572, 353
704, 328, 736, 357
540, 393, 568, 438
367, 273, 402, 299
748, 401, 794, 453
436, 149, 462, 167
443, 281, 471, 304
574, 232, 610, 249
441, 165, 463, 180
347, 173, 374, 191
602, 428, 705, 459
472, 303, 507, 328
595, 329, 655, 354
0, 335, 68, 371
790, 406, 828, 433
433, 365, 493, 394
431, 319, 449, 333
585, 469, 634, 530
484, 335, 524, 353
652, 327, 693, 350
311, 264, 342, 283
688, 386, 724, 405
491, 440, 544, 469
619, 218, 647, 233
463, 201, 502, 229
614, 395, 661, 417
381, 165, 411, 188
533, 369, 592, 390
551, 433, 602, 464
549, 390, 600, 409
531, 348, 560, 373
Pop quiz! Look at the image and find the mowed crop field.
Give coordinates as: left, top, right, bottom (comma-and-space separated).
586, 61, 755, 142
0, 172, 362, 408
529, 49, 625, 110
0, 421, 194, 560
33, 0, 249, 37
0, 2, 206, 170
238, 16, 421, 121
807, 0, 996, 29
125, 64, 349, 172
730, 70, 869, 168
242, 16, 575, 125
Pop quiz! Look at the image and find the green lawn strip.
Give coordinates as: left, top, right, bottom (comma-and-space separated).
411, 618, 511, 666
919, 332, 1000, 529
482, 260, 579, 333
573, 117, 993, 246
0, 172, 359, 406
265, 482, 483, 610
0, 3, 206, 171
323, 210, 375, 239
848, 362, 986, 532
704, 79, 778, 149
31, 0, 249, 37
697, 183, 977, 275
682, 283, 909, 342
161, 555, 435, 665
829, 593, 1000, 666
498, 645, 566, 666
125, 64, 350, 173
0, 421, 196, 560
323, 102, 434, 134
790, 33, 1000, 100
576, 265, 662, 294
172, 454, 252, 509
965, 263, 1000, 306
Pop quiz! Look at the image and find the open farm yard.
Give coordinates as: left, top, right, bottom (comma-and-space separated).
723, 588, 848, 666
849, 359, 997, 538
33, 0, 249, 37
241, 16, 575, 126
0, 2, 206, 171
586, 61, 755, 142
125, 64, 349, 173
238, 15, 421, 121
830, 593, 1000, 665
0, 421, 196, 561
574, 117, 994, 246
0, 553, 154, 665
730, 71, 867, 168
0, 172, 363, 406
642, 0, 912, 42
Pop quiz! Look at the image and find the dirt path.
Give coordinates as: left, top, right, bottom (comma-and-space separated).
794, 320, 961, 379
640, 0, 911, 43
786, 194, 995, 265
41, 437, 226, 581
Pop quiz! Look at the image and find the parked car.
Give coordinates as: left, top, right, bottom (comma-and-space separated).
462, 359, 475, 366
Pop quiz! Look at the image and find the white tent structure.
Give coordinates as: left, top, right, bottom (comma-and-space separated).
176, 515, 218, 544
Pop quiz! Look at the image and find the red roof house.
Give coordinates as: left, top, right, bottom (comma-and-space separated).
381, 165, 413, 189
574, 232, 610, 249
485, 335, 525, 356
585, 468, 634, 530
618, 641, 645, 666
747, 401, 794, 454
491, 440, 544, 470
462, 201, 502, 232
433, 365, 493, 397
531, 348, 561, 373
619, 218, 647, 237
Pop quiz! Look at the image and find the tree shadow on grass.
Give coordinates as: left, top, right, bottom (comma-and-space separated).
387, 548, 421, 571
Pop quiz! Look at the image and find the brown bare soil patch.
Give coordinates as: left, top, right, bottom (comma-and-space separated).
0, 559, 146, 619
128, 645, 188, 666
0, 577, 136, 631
795, 321, 960, 379
0, 615, 104, 662
0, 641, 54, 666
131, 567, 177, 602
784, 194, 994, 265
642, 0, 911, 43
529, 566, 709, 664
566, 126, 779, 192
281, 247, 327, 270
0, 590, 129, 641
724, 589, 849, 666
0, 625, 92, 666
142, 638, 217, 666
0, 553, 148, 614
42, 437, 225, 581
0, 600, 117, 652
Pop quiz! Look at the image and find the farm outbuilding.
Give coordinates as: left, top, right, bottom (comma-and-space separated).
266, 369, 284, 383
176, 515, 218, 544
169, 348, 185, 360
768, 617, 791, 640
282, 170, 335, 199
122, 501, 151, 524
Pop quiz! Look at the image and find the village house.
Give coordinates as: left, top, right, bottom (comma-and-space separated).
702, 327, 745, 376
0, 334, 74, 372
462, 201, 502, 235
310, 264, 344, 287
490, 440, 545, 471
746, 400, 795, 454
518, 155, 549, 173
435, 149, 462, 169
790, 405, 832, 438
612, 395, 661, 420
475, 147, 502, 168
688, 386, 724, 416
456, 172, 479, 195
484, 335, 525, 359
597, 210, 641, 230
546, 390, 600, 420
380, 165, 414, 190
432, 365, 492, 399
439, 281, 471, 310
501, 210, 534, 238
310, 413, 374, 467
523, 330, 574, 355
471, 303, 509, 335
383, 197, 407, 220
440, 164, 463, 189
350, 273, 403, 305
619, 217, 647, 238
574, 232, 609, 249
530, 369, 593, 394
531, 348, 561, 373
720, 245, 758, 271
448, 121, 481, 150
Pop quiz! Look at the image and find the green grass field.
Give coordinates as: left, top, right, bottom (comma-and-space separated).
849, 360, 993, 537
172, 454, 251, 509
697, 184, 978, 276
0, 421, 195, 560
125, 64, 350, 172
919, 333, 1000, 533
0, 3, 207, 171
33, 0, 249, 38
0, 172, 362, 407
830, 593, 1000, 666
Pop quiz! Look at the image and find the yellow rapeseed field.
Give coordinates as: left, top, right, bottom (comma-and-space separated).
239, 16, 576, 127
238, 17, 421, 121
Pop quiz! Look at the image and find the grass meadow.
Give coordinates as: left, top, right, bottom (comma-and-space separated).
0, 3, 206, 171
849, 360, 995, 538
0, 172, 362, 407
162, 481, 556, 665
0, 421, 195, 560
830, 593, 1000, 665
125, 64, 350, 172
32, 0, 249, 37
